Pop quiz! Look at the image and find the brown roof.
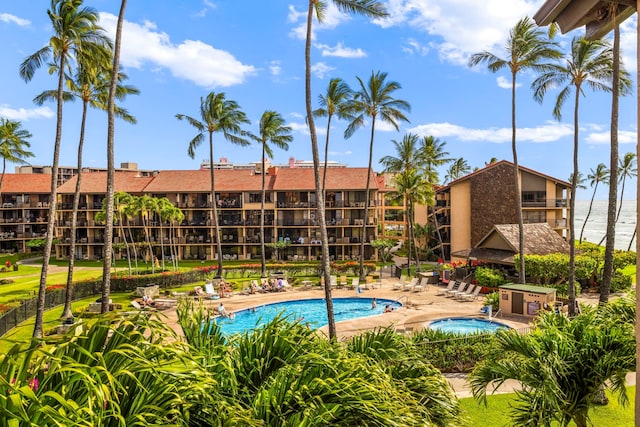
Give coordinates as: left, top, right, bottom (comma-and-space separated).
56, 171, 154, 194
272, 167, 377, 191
143, 169, 267, 193
0, 173, 53, 193
436, 160, 571, 193
479, 223, 570, 255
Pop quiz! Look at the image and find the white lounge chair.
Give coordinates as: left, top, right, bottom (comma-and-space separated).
454, 284, 476, 299
204, 283, 220, 299
413, 277, 427, 292
392, 275, 407, 291
436, 280, 456, 296
459, 285, 482, 301
445, 282, 469, 297
330, 275, 338, 289
348, 277, 359, 290
403, 277, 419, 291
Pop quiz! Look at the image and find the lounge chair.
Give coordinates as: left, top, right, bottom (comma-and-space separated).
330, 275, 338, 289
413, 277, 427, 292
362, 276, 373, 290
392, 275, 407, 291
459, 285, 482, 301
436, 280, 456, 296
445, 282, 468, 297
348, 277, 359, 290
453, 284, 476, 299
403, 277, 419, 291
339, 275, 348, 289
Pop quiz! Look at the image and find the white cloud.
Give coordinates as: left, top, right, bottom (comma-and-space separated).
0, 105, 54, 120
288, 121, 326, 136
585, 130, 637, 145
619, 15, 637, 72
288, 3, 352, 41
311, 61, 334, 79
193, 0, 217, 18
316, 42, 366, 58
289, 112, 304, 119
0, 13, 30, 27
409, 120, 574, 143
403, 38, 429, 55
269, 60, 282, 76
496, 76, 521, 89
376, 0, 541, 65
99, 12, 255, 88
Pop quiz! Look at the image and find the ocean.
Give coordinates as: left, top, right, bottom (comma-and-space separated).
574, 199, 636, 251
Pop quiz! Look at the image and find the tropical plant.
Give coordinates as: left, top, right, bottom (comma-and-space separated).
533, 35, 624, 315
35, 59, 138, 320
303, 0, 388, 340
246, 111, 292, 278
266, 240, 291, 261
176, 92, 250, 277
469, 16, 562, 285
345, 70, 410, 281
470, 308, 634, 427
444, 157, 471, 183
580, 163, 609, 242
420, 135, 451, 185
0, 118, 34, 201
19, 0, 112, 337
313, 77, 354, 195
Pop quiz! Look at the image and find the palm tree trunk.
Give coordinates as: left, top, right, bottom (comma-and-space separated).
33, 51, 66, 338
118, 211, 132, 275
567, 88, 580, 316
628, 225, 636, 252
63, 99, 89, 319
306, 0, 335, 340
322, 115, 332, 196
359, 117, 375, 281
127, 218, 139, 273
512, 71, 526, 284
0, 158, 6, 202
579, 183, 598, 242
158, 219, 165, 271
101, 0, 127, 314
260, 143, 267, 277
601, 24, 621, 305
209, 132, 223, 277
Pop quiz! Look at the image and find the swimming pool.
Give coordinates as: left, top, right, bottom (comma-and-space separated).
215, 297, 402, 335
428, 317, 509, 334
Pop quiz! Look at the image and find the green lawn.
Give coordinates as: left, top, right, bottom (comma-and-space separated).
459, 387, 635, 426
0, 269, 103, 304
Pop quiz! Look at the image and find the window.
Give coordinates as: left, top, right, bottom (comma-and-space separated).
249, 192, 271, 203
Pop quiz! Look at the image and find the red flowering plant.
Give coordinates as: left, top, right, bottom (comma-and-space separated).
45, 284, 65, 292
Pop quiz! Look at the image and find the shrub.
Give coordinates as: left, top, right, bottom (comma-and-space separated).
474, 267, 505, 288
610, 271, 632, 293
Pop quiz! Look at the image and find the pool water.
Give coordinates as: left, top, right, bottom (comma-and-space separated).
428, 317, 509, 334
215, 297, 402, 335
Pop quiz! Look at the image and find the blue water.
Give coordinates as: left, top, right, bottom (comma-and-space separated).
215, 297, 402, 335
429, 317, 509, 334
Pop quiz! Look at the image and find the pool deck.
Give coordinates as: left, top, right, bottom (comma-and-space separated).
158, 277, 615, 398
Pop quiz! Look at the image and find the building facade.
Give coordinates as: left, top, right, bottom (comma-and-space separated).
431, 160, 570, 261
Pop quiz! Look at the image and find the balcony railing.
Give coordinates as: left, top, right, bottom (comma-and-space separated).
521, 198, 567, 208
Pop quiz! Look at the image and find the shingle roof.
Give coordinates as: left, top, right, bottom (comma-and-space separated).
0, 173, 53, 193
143, 169, 267, 193
56, 171, 154, 194
272, 167, 376, 191
487, 223, 570, 255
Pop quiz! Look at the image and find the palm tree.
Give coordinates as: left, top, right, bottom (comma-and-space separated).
533, 35, 625, 314
304, 0, 387, 340
580, 163, 609, 243
135, 195, 158, 272
35, 62, 138, 320
112, 191, 133, 274
470, 308, 634, 427
176, 92, 250, 277
313, 77, 354, 195
246, 111, 292, 278
156, 197, 176, 271
345, 70, 410, 281
469, 17, 561, 285
101, 0, 127, 314
444, 158, 471, 183
420, 135, 451, 185
615, 152, 636, 224
0, 119, 34, 201
379, 133, 421, 173
19, 0, 111, 337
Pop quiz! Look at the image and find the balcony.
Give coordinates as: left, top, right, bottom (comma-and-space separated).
521, 198, 567, 208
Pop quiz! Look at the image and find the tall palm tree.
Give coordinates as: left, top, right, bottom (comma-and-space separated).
469, 16, 561, 285
379, 133, 421, 173
0, 119, 34, 201
101, 0, 127, 314
156, 197, 176, 271
345, 70, 410, 281
176, 92, 250, 277
313, 77, 354, 195
246, 111, 293, 278
304, 0, 387, 340
19, 0, 111, 337
444, 158, 471, 183
420, 135, 451, 185
533, 35, 624, 314
615, 152, 636, 224
580, 163, 609, 243
35, 62, 138, 320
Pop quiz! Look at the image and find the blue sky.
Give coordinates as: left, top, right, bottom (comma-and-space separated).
0, 1, 637, 200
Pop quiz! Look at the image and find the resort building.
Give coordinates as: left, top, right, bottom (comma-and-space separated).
431, 160, 571, 262
52, 165, 379, 262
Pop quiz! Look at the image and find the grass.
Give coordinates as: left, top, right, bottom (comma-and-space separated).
459, 387, 635, 426
0, 269, 103, 304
